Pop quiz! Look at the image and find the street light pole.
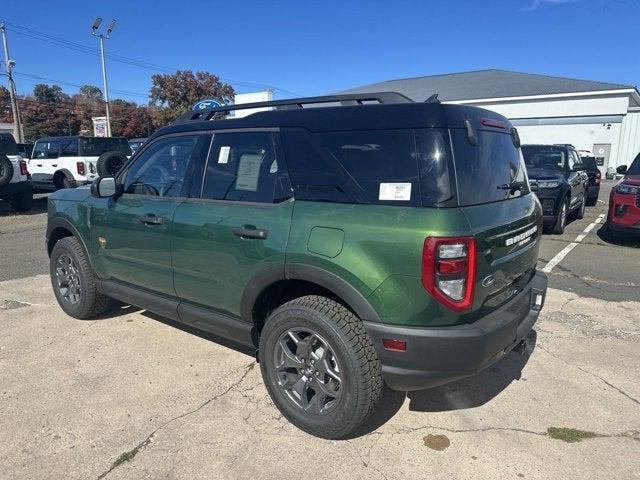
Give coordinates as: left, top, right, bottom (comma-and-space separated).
91, 18, 116, 137
0, 23, 24, 143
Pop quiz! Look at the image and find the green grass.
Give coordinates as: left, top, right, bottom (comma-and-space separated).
547, 427, 600, 443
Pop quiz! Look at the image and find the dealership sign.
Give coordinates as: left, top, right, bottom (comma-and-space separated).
192, 99, 223, 111
92, 116, 108, 137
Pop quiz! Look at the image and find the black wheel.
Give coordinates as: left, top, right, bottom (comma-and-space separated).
552, 199, 568, 234
575, 195, 586, 219
96, 151, 127, 177
0, 155, 13, 187
259, 295, 383, 439
50, 237, 111, 319
9, 189, 33, 212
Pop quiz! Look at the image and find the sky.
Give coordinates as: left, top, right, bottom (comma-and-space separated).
1, 0, 639, 103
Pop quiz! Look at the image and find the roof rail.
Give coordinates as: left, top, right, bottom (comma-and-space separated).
173, 92, 414, 124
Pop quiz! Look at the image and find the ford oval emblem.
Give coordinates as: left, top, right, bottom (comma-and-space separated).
482, 275, 495, 288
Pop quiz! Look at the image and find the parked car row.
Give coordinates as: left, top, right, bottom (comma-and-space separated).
0, 134, 149, 212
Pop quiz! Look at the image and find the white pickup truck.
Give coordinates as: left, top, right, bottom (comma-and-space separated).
29, 136, 131, 191
0, 133, 33, 212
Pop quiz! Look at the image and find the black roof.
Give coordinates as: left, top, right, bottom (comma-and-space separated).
155, 97, 513, 139
35, 136, 128, 142
337, 69, 637, 102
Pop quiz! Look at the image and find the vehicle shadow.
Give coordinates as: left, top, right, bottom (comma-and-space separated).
596, 224, 640, 248
0, 195, 48, 217
347, 330, 537, 438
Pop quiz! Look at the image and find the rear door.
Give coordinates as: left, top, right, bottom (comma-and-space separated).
449, 126, 541, 309
172, 130, 294, 324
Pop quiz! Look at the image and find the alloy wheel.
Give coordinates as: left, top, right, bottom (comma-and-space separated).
55, 253, 82, 304
273, 329, 342, 415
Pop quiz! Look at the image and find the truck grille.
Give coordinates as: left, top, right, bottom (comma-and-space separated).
529, 180, 538, 192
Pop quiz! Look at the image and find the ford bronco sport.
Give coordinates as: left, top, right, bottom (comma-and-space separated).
0, 133, 33, 212
46, 93, 548, 439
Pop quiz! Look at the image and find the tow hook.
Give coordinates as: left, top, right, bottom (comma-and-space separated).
513, 339, 527, 355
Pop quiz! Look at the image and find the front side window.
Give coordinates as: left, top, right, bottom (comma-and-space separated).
201, 131, 289, 203
123, 134, 211, 197
33, 141, 59, 159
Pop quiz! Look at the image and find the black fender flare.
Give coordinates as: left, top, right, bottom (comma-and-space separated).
46, 216, 91, 261
240, 263, 382, 324
53, 169, 76, 186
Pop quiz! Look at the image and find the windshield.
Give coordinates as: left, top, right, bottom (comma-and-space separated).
80, 137, 132, 157
628, 152, 640, 175
521, 145, 566, 171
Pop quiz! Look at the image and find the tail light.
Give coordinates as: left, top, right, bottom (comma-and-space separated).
422, 236, 476, 311
595, 170, 601, 185
19, 160, 28, 175
76, 162, 86, 176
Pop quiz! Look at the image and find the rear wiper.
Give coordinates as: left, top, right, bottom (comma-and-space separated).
497, 181, 525, 193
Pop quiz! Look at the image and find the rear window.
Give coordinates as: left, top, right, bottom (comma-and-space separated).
581, 156, 598, 170
282, 128, 453, 207
79, 137, 132, 157
0, 134, 18, 156
451, 129, 529, 206
521, 145, 566, 171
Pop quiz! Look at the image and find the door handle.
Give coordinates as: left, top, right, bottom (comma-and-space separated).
37, 164, 42, 167
232, 226, 268, 240
139, 214, 164, 225
52, 164, 57, 167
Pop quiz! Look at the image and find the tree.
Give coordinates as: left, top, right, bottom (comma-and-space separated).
72, 84, 104, 133
21, 84, 80, 140
149, 70, 234, 126
0, 86, 12, 123
110, 99, 151, 138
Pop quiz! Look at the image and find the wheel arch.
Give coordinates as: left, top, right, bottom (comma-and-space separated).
242, 263, 382, 344
46, 217, 90, 259
53, 169, 75, 187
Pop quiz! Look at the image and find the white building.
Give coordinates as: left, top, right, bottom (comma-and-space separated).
340, 69, 640, 171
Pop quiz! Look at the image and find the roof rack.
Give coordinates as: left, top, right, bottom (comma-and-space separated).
173, 92, 414, 124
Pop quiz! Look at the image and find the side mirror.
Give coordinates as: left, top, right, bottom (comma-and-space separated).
91, 177, 118, 198
616, 165, 628, 175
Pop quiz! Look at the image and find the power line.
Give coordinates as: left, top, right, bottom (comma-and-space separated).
1, 20, 302, 97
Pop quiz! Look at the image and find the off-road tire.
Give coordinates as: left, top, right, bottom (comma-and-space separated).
552, 198, 568, 234
259, 295, 383, 439
50, 237, 111, 319
96, 150, 127, 177
0, 155, 13, 187
10, 189, 33, 212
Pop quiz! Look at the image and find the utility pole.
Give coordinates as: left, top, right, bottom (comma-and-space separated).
91, 17, 116, 137
0, 23, 24, 143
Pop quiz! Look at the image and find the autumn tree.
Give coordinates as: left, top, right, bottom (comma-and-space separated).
21, 84, 80, 140
0, 86, 13, 123
110, 99, 151, 138
72, 84, 104, 133
149, 70, 234, 127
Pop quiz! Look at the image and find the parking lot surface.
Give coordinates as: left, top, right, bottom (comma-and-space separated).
1, 181, 639, 479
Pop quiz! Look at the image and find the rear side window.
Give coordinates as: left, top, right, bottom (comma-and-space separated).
80, 137, 132, 156
283, 128, 453, 207
59, 138, 78, 156
451, 130, 529, 206
0, 134, 18, 155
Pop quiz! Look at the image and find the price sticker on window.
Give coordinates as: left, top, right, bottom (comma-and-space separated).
379, 183, 412, 201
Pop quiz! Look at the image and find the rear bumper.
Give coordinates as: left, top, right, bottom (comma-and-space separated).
607, 221, 640, 236
0, 181, 32, 196
364, 271, 548, 391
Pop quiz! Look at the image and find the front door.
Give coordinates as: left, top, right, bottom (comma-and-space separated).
172, 130, 294, 322
29, 140, 59, 187
90, 133, 213, 298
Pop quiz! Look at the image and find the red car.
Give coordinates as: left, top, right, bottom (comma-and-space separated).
607, 152, 640, 237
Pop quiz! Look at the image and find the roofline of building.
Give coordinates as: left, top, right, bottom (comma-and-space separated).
445, 88, 640, 106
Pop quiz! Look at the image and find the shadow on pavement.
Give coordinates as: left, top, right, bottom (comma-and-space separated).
596, 224, 640, 248
0, 196, 48, 217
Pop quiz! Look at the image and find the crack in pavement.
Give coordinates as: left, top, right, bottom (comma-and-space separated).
537, 344, 640, 406
96, 361, 256, 480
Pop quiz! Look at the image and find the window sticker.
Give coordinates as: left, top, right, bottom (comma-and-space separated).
379, 183, 412, 201
235, 152, 263, 191
218, 145, 231, 164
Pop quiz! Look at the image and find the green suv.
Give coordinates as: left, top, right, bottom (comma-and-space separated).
46, 93, 547, 439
